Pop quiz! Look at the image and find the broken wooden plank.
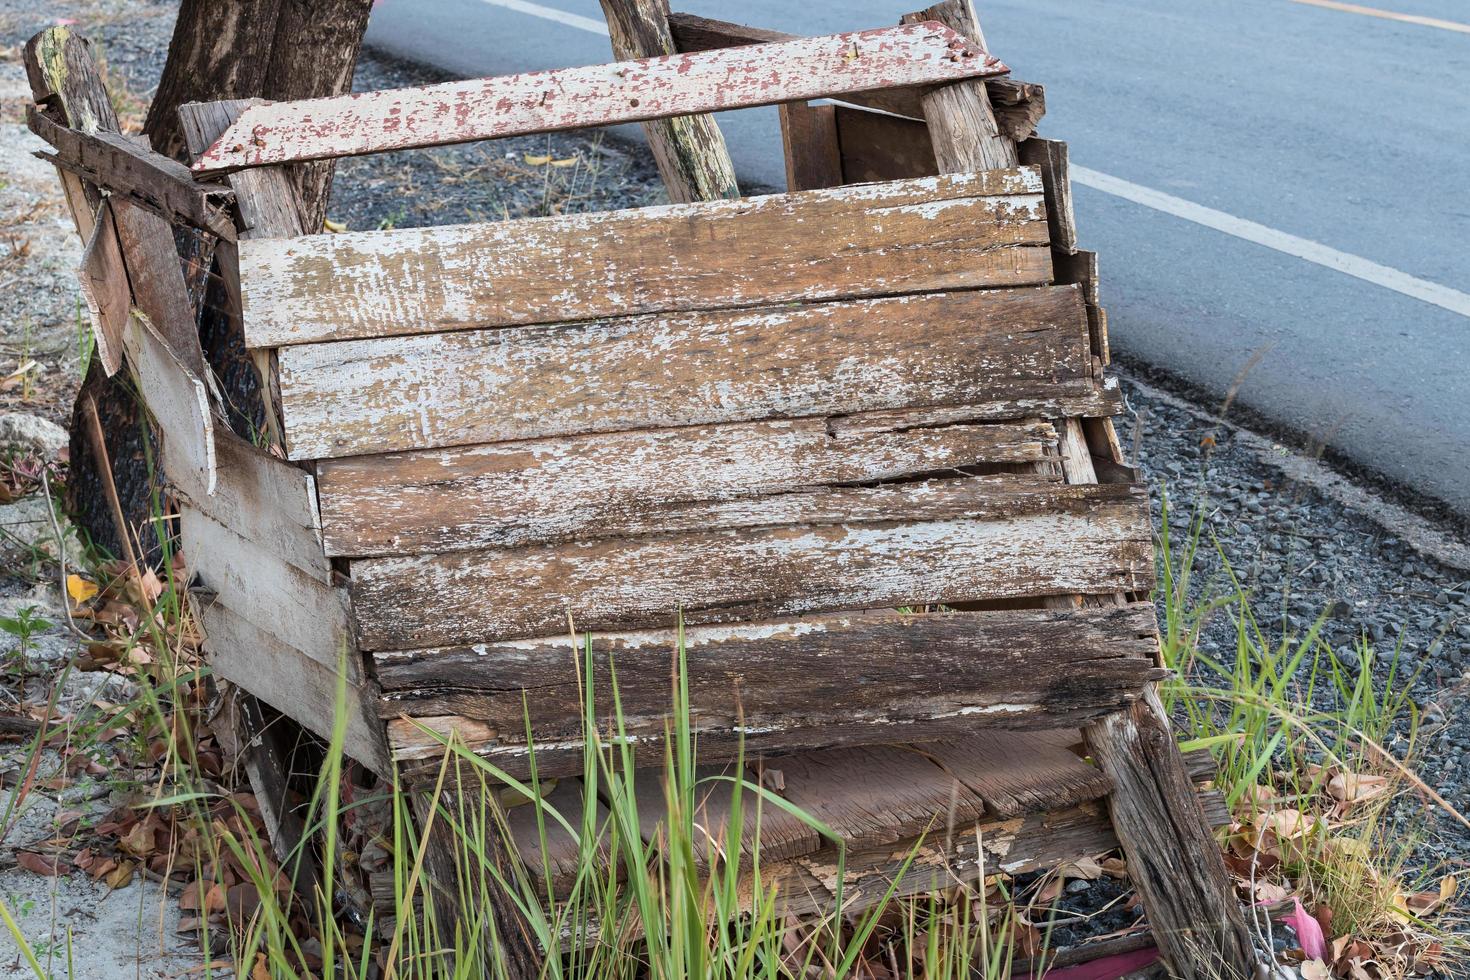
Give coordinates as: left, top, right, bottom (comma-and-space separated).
920, 729, 1111, 817
122, 313, 217, 497
76, 199, 128, 376
179, 505, 354, 673
374, 603, 1163, 774
238, 168, 1048, 348
173, 430, 331, 583
765, 801, 1113, 918
190, 23, 1006, 174
26, 105, 236, 240
197, 598, 387, 772
664, 12, 1044, 138
277, 285, 1085, 460
351, 481, 1152, 650
316, 418, 1056, 556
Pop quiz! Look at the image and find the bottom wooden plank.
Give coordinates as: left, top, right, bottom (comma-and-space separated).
378, 603, 1164, 775
196, 598, 390, 774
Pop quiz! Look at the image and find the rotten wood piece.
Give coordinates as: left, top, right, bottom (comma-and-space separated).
190, 23, 1007, 174
664, 12, 1044, 139
275, 285, 1086, 460
600, 0, 738, 202
376, 603, 1163, 774
315, 417, 1058, 557
351, 481, 1151, 651
237, 167, 1048, 348
902, 1, 1017, 172
121, 313, 217, 498
26, 106, 235, 240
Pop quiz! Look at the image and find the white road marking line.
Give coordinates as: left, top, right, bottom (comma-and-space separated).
1290, 0, 1470, 34
1071, 166, 1470, 319
472, 0, 1470, 320
476, 0, 609, 35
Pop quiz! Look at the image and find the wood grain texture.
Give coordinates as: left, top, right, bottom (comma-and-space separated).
190, 23, 1005, 174
599, 0, 739, 203
317, 418, 1056, 557
237, 167, 1048, 348
901, 2, 1017, 172
374, 603, 1164, 773
633, 763, 821, 866
665, 12, 1044, 139
834, 106, 937, 185
196, 598, 387, 772
278, 285, 1083, 460
351, 481, 1151, 651
174, 430, 330, 584
1019, 137, 1076, 254
920, 729, 1111, 817
504, 778, 606, 893
778, 101, 842, 191
180, 505, 353, 674
76, 199, 127, 376
122, 314, 216, 498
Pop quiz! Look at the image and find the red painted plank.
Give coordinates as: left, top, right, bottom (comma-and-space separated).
191, 23, 1005, 174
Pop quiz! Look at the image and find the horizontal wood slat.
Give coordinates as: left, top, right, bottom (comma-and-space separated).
238, 168, 1049, 348
376, 603, 1160, 775
351, 481, 1151, 651
190, 23, 1006, 174
278, 285, 1088, 460
317, 418, 1056, 557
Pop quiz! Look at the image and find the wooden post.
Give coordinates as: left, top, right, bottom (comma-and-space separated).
900, 1, 1016, 172
899, 3, 1257, 977
599, 0, 741, 202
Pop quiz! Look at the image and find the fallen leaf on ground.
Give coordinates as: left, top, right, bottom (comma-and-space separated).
66, 574, 98, 605
16, 851, 62, 876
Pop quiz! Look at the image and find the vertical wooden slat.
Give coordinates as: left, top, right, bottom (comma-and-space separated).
599, 0, 740, 202
778, 101, 843, 191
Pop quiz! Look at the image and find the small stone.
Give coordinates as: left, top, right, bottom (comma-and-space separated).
0, 413, 67, 459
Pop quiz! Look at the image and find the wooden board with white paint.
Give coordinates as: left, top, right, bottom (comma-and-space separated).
278, 286, 1089, 460
374, 603, 1163, 774
351, 481, 1150, 651
237, 169, 1049, 348
316, 418, 1059, 556
76, 199, 127, 376
190, 23, 1006, 174
174, 430, 330, 582
196, 597, 388, 773
122, 313, 216, 497
179, 505, 355, 675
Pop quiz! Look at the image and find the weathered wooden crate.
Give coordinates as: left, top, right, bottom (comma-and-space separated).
27, 6, 1255, 975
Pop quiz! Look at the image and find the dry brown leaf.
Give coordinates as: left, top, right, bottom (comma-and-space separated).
1327, 772, 1391, 806
16, 851, 62, 876
104, 859, 135, 890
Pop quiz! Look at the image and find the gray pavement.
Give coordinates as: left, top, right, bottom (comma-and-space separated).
364, 0, 1470, 516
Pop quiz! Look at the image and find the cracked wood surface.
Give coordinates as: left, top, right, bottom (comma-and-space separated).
316, 418, 1058, 556
276, 285, 1087, 460
190, 23, 1005, 174
375, 603, 1163, 774
236, 168, 1049, 348
351, 481, 1151, 651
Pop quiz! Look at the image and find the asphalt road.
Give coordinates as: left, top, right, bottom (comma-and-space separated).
364, 0, 1470, 516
